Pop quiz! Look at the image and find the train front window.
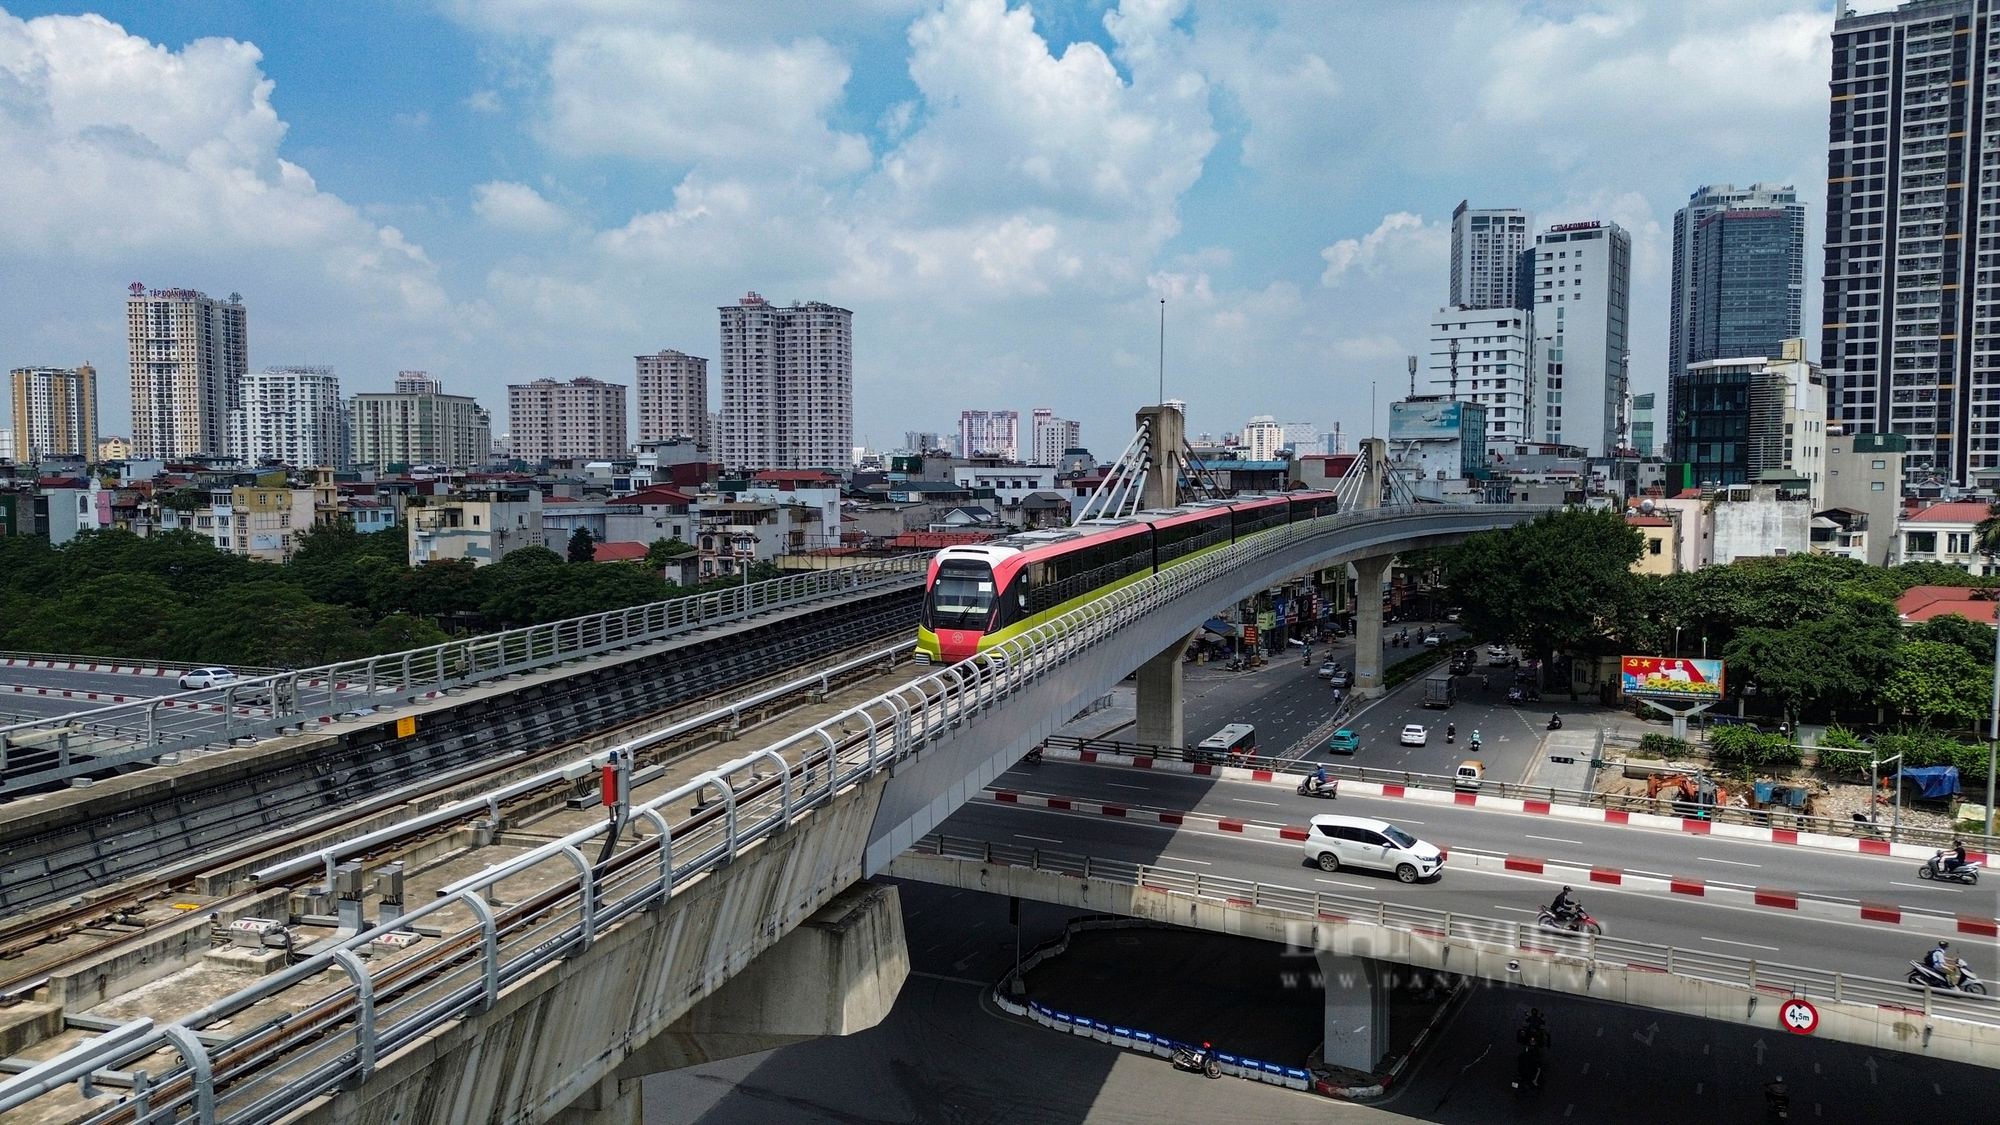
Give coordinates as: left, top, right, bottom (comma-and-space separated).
930, 564, 996, 629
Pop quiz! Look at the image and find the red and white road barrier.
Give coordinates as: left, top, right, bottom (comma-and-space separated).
0, 658, 177, 676
977, 786, 2000, 939
0, 683, 136, 704
1044, 746, 1990, 866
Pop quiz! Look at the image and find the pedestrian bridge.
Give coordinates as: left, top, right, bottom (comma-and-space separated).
0, 496, 1556, 1125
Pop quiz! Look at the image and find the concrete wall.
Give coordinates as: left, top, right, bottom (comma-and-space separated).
888, 851, 2000, 1068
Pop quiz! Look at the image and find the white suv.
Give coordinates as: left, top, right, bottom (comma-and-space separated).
1303, 815, 1444, 883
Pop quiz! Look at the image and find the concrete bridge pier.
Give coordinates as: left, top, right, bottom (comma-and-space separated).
1134, 631, 1196, 748
1351, 555, 1392, 700
1316, 950, 1391, 1073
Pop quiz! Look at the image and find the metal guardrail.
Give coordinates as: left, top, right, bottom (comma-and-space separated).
0, 502, 1449, 1124
1040, 735, 2000, 857
0, 556, 930, 796
910, 834, 2000, 1028
0, 652, 286, 676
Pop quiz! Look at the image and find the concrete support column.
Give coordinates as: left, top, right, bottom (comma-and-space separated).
1359, 436, 1386, 510
549, 1076, 640, 1125
1136, 403, 1185, 512
1351, 555, 1392, 700
1316, 950, 1390, 1074
1135, 632, 1195, 748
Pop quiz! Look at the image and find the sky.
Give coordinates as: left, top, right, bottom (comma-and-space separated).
0, 0, 1874, 455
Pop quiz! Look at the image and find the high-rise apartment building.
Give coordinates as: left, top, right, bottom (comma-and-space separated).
1823, 2, 2000, 485
126, 286, 246, 459
1029, 408, 1079, 465
1450, 203, 1533, 311
507, 377, 629, 463
717, 292, 853, 471
1528, 221, 1632, 454
635, 350, 709, 446
902, 431, 942, 454
1428, 310, 1534, 443
230, 366, 342, 469
349, 372, 491, 471
958, 409, 1020, 459
9, 365, 97, 462
1631, 392, 1656, 459
1676, 339, 1827, 502
1242, 415, 1284, 461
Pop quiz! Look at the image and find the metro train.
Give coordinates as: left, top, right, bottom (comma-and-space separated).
915, 490, 1340, 664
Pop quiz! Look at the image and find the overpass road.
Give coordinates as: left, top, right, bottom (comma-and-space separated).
937, 760, 2000, 984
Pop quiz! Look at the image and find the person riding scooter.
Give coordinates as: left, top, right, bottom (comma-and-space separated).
1927, 940, 1961, 988
1446, 722, 1456, 743
1548, 713, 1562, 730
1943, 839, 1970, 874
1307, 766, 1331, 794
1469, 729, 1482, 749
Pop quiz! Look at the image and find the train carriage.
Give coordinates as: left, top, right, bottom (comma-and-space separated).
916, 490, 1339, 664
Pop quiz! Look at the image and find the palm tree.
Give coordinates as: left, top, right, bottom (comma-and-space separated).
1979, 503, 2000, 556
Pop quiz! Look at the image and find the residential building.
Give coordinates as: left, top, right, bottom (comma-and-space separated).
694, 502, 817, 578
1630, 393, 1655, 458
231, 365, 342, 469
1897, 585, 2000, 625
635, 350, 709, 445
1449, 203, 1533, 310
903, 431, 942, 454
954, 464, 1059, 508
508, 377, 629, 463
733, 470, 843, 550
959, 409, 1020, 460
350, 372, 492, 471
0, 428, 13, 462
1029, 409, 1079, 465
1711, 482, 1812, 564
717, 292, 853, 471
1667, 184, 1806, 456
407, 486, 544, 567
1822, 2, 2000, 486
156, 484, 313, 561
1626, 511, 1679, 576
1241, 415, 1284, 462
9, 365, 97, 462
126, 286, 246, 459
1821, 430, 1906, 566
1428, 309, 1534, 442
1895, 500, 1993, 573
1389, 398, 1488, 499
1529, 221, 1631, 455
1673, 339, 1828, 505
97, 436, 131, 462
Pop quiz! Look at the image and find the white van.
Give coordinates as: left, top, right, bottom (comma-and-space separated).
1302, 815, 1444, 883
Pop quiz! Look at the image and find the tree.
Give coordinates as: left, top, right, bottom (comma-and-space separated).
1720, 588, 1901, 724
567, 526, 597, 564
1437, 508, 1643, 669
1909, 612, 1996, 668
1880, 640, 1992, 730
645, 537, 695, 567
1978, 502, 2000, 556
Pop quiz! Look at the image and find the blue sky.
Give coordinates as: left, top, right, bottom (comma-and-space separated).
0, 1, 1854, 453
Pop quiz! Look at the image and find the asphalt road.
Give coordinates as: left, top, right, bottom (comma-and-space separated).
940, 779, 2000, 984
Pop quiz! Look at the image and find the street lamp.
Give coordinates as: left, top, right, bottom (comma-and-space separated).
1987, 609, 1998, 837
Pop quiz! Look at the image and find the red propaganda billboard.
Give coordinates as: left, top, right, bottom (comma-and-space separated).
1620, 656, 1725, 701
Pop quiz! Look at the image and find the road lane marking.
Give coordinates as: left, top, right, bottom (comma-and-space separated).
1012, 834, 1064, 844
1491, 905, 1538, 915
1232, 798, 1282, 807
1697, 856, 1761, 868
1105, 782, 1148, 790
1892, 880, 1960, 892
1699, 935, 1779, 952
1167, 858, 1212, 865
1316, 877, 1369, 889
1525, 834, 1584, 845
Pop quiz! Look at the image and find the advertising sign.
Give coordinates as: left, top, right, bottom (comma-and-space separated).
1389, 400, 1466, 443
1620, 656, 1725, 700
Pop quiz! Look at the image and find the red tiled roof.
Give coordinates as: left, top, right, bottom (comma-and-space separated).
591, 541, 652, 563
1897, 585, 2000, 624
889, 530, 996, 548
619, 487, 693, 507
1904, 501, 1994, 525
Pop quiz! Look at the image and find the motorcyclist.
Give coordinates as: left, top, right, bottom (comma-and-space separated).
1549, 885, 1580, 923
1927, 940, 1961, 988
1941, 839, 1969, 874
1310, 766, 1329, 794
1548, 712, 1562, 729
1469, 729, 1482, 748
1447, 722, 1457, 740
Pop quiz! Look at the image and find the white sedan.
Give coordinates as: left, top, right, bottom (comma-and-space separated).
1399, 724, 1429, 747
178, 666, 239, 690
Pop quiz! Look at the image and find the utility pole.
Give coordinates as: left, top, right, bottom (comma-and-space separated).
1988, 613, 1998, 836
1158, 298, 1166, 406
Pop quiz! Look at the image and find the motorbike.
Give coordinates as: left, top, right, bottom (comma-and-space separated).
1908, 958, 1989, 994
1510, 1024, 1548, 1093
1918, 853, 1981, 885
1536, 905, 1604, 936
1446, 730, 1455, 744
1297, 776, 1339, 799
1171, 1042, 1221, 1079
1548, 714, 1562, 730
1765, 1078, 1789, 1121
1023, 747, 1043, 765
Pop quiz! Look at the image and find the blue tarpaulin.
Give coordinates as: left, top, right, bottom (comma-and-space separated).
1899, 765, 1961, 799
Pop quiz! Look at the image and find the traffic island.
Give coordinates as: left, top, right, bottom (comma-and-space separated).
990, 915, 1456, 1099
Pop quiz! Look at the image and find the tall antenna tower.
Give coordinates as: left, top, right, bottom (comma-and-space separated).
1408, 354, 1418, 398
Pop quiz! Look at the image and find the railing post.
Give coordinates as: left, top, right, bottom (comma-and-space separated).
1667, 946, 1676, 975
1834, 971, 1843, 1005
461, 892, 500, 1011
331, 949, 377, 1081
1747, 959, 1758, 991
559, 844, 595, 951
160, 1025, 216, 1125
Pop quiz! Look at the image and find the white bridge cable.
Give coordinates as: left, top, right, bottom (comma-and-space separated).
1073, 421, 1152, 523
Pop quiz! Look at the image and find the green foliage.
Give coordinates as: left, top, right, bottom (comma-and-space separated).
1909, 612, 1996, 667
1818, 725, 1867, 750
1636, 733, 1689, 759
1888, 561, 1998, 591
1382, 648, 1451, 690
566, 525, 596, 564
1872, 728, 1992, 784
1880, 640, 1992, 729
1817, 749, 1873, 779
646, 537, 695, 566
1436, 508, 1642, 658
1719, 587, 1900, 721
1708, 724, 1802, 776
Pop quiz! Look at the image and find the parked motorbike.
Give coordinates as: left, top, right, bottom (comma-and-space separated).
1536, 905, 1604, 937
1297, 776, 1339, 799
1918, 853, 1982, 885
1171, 1042, 1222, 1079
1908, 958, 1988, 994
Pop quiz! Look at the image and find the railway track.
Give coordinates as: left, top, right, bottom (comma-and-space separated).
0, 636, 924, 1008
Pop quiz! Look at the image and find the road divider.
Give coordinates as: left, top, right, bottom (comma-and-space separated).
977, 787, 1998, 939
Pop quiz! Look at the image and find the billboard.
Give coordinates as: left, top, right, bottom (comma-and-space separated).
1389, 400, 1467, 442
1620, 657, 1725, 701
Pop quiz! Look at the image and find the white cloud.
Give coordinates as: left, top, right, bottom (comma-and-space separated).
1319, 212, 1443, 287
472, 180, 570, 232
